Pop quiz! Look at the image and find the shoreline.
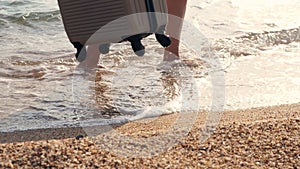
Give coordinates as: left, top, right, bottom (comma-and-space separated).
1, 103, 299, 168
1, 103, 299, 144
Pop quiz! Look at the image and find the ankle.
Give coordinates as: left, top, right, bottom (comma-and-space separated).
163, 51, 180, 61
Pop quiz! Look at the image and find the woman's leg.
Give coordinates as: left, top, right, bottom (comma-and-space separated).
164, 0, 188, 61
77, 44, 100, 69
82, 0, 188, 67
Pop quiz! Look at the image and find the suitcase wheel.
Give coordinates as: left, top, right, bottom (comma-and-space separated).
155, 34, 171, 48
99, 44, 110, 54
131, 40, 145, 56
72, 42, 87, 62
127, 35, 146, 56
76, 47, 87, 62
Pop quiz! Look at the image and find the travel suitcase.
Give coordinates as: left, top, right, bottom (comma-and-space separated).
58, 0, 171, 61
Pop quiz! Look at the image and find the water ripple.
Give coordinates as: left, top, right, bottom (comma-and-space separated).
214, 27, 300, 58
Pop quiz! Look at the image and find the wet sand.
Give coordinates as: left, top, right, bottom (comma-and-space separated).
1, 103, 299, 168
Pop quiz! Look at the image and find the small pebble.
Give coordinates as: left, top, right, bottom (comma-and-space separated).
76, 135, 84, 140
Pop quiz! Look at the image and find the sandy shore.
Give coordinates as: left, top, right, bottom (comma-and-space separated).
1, 103, 300, 168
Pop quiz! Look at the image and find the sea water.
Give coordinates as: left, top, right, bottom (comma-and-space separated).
0, 0, 299, 132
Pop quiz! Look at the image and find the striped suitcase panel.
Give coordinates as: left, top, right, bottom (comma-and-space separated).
58, 0, 168, 45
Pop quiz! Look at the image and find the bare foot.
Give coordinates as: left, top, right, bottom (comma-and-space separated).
163, 51, 180, 62
77, 44, 100, 71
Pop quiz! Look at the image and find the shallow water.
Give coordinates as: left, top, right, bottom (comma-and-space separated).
0, 0, 299, 132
